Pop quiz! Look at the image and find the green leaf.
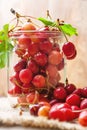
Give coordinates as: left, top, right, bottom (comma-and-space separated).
0, 52, 7, 68
60, 24, 78, 36
3, 24, 9, 33
38, 17, 56, 27
0, 41, 5, 51
0, 24, 13, 68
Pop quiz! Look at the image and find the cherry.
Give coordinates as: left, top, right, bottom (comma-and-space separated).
26, 91, 39, 104
52, 43, 60, 52
78, 110, 87, 126
82, 87, 87, 98
38, 94, 49, 102
19, 68, 33, 84
10, 72, 22, 86
62, 42, 76, 57
8, 85, 22, 95
21, 83, 33, 94
29, 104, 40, 116
38, 26, 49, 42
54, 87, 67, 100
21, 22, 36, 30
18, 34, 31, 49
57, 58, 64, 71
46, 64, 61, 86
28, 42, 39, 56
73, 88, 83, 97
27, 60, 39, 74
14, 59, 27, 72
46, 64, 59, 78
15, 44, 26, 57
66, 93, 81, 106
49, 103, 68, 121
39, 40, 52, 54
34, 52, 48, 66
55, 103, 71, 109
60, 108, 74, 121
22, 52, 30, 60
38, 105, 50, 117
71, 105, 81, 119
48, 50, 63, 65
66, 50, 77, 60
30, 33, 40, 43
80, 98, 87, 109
49, 99, 59, 106
32, 75, 46, 88
65, 83, 76, 94
49, 103, 74, 121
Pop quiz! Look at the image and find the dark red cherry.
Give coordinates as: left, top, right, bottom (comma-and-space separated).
62, 42, 76, 57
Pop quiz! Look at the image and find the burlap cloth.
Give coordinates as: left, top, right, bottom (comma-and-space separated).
0, 97, 87, 130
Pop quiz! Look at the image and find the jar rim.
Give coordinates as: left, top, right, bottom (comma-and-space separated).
9, 30, 62, 38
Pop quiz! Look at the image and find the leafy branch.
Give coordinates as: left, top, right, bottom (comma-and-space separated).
38, 17, 78, 37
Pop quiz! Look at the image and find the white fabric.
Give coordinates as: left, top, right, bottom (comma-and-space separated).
0, 0, 87, 95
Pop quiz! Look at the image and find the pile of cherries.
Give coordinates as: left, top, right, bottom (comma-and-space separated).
8, 22, 87, 127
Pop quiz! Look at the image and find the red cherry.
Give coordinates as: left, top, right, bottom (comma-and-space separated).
8, 85, 22, 95
34, 52, 48, 66
49, 103, 66, 121
28, 42, 39, 56
26, 91, 39, 104
10, 72, 22, 86
54, 87, 67, 100
29, 104, 40, 116
66, 50, 77, 60
39, 41, 52, 54
73, 88, 83, 97
14, 59, 27, 72
66, 94, 81, 106
62, 42, 76, 57
78, 110, 87, 126
82, 87, 87, 98
32, 75, 46, 88
49, 99, 59, 106
49, 103, 72, 121
27, 60, 39, 74
71, 105, 81, 119
15, 44, 26, 57
19, 68, 33, 84
65, 83, 76, 94
60, 108, 74, 121
80, 98, 87, 109
57, 58, 64, 71
18, 34, 31, 49
48, 50, 63, 65
21, 83, 33, 94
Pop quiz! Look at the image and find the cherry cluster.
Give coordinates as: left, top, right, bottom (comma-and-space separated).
8, 22, 87, 126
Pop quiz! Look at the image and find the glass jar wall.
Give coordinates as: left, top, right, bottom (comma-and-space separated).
7, 30, 65, 107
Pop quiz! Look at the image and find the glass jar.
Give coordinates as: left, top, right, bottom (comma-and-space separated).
7, 30, 65, 107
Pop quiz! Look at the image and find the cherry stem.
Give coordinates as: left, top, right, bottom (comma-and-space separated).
65, 78, 68, 86
46, 10, 52, 19
56, 19, 68, 42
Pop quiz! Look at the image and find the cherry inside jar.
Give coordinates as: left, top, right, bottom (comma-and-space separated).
7, 29, 65, 107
